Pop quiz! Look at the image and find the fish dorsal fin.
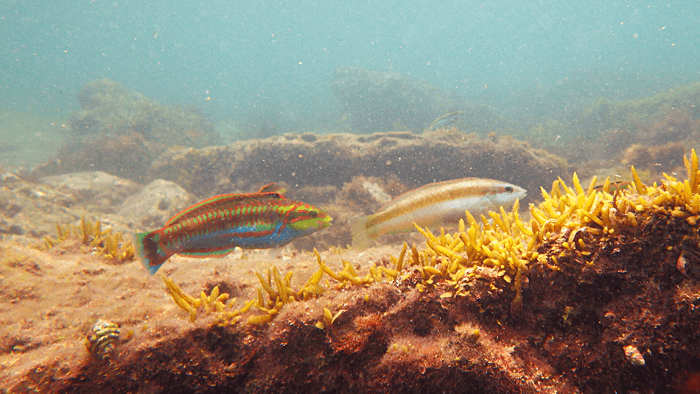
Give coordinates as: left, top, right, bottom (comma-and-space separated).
164, 192, 287, 226
258, 183, 287, 195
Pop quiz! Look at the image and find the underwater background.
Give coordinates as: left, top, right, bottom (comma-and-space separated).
3, 1, 700, 393
2, 0, 699, 167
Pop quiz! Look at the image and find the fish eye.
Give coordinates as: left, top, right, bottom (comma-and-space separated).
505, 186, 514, 192
289, 209, 318, 220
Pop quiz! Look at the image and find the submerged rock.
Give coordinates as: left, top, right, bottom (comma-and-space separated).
41, 171, 140, 214
117, 179, 195, 229
68, 79, 219, 150
10, 202, 700, 393
35, 79, 220, 181
0, 181, 78, 239
147, 130, 568, 202
331, 67, 457, 133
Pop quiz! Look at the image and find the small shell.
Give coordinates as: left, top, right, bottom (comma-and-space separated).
623, 345, 645, 366
85, 319, 121, 360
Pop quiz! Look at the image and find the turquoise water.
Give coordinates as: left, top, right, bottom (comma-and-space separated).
1, 0, 698, 159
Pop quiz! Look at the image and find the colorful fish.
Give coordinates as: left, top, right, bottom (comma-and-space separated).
135, 183, 332, 274
350, 178, 526, 249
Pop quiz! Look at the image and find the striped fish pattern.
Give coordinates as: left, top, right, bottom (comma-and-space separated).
135, 184, 332, 274
351, 178, 526, 249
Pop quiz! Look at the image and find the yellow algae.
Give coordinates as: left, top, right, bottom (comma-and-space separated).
422, 266, 443, 276
685, 148, 699, 192
489, 211, 509, 234
315, 249, 341, 281
395, 242, 408, 272
238, 299, 256, 314
40, 217, 135, 262
379, 266, 399, 279
318, 307, 345, 328
586, 175, 598, 196
338, 270, 362, 285
247, 314, 273, 325
256, 270, 278, 300
273, 267, 289, 303
630, 165, 647, 194
411, 244, 421, 266
429, 240, 459, 259
572, 173, 584, 195
414, 223, 439, 244
162, 276, 202, 322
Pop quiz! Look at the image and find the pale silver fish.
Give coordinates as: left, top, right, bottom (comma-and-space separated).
429, 111, 464, 130
350, 177, 527, 249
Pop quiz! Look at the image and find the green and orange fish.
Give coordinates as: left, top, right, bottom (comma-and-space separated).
135, 184, 332, 275
350, 177, 526, 249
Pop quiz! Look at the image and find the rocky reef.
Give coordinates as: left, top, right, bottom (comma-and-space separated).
39, 79, 220, 181
331, 67, 449, 133
331, 67, 502, 134
0, 171, 194, 242
4, 152, 700, 393
145, 130, 565, 200
529, 82, 700, 180
576, 81, 700, 132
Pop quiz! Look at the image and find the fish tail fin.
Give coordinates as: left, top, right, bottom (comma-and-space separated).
350, 215, 377, 250
134, 231, 171, 275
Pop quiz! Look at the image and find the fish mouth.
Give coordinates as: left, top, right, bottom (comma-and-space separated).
318, 216, 333, 228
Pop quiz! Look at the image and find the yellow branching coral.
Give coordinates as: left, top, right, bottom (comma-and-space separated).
41, 217, 135, 262
161, 246, 411, 327
162, 276, 202, 322
247, 248, 405, 325
162, 275, 249, 325
408, 202, 532, 311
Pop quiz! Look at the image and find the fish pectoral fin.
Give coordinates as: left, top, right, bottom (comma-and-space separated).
265, 245, 285, 257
